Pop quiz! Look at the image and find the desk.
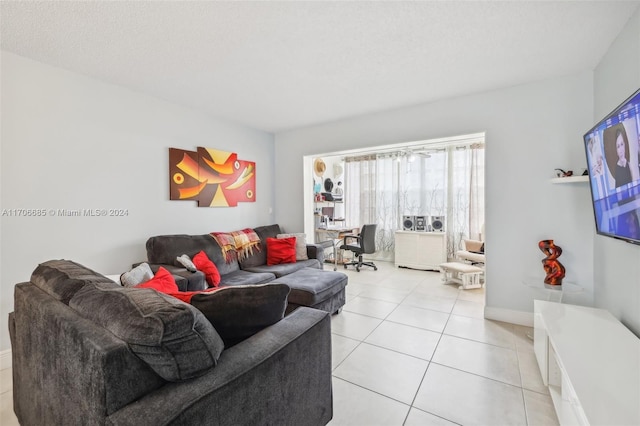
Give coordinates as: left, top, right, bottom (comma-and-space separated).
316, 226, 358, 271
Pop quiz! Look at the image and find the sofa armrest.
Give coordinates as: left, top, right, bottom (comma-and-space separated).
306, 243, 326, 265
107, 307, 333, 426
12, 283, 166, 426
146, 263, 207, 291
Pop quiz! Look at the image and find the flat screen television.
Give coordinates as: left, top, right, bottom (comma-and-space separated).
583, 88, 640, 245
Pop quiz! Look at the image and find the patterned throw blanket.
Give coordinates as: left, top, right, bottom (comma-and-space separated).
210, 228, 261, 263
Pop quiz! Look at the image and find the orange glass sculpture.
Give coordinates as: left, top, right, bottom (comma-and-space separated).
538, 239, 565, 285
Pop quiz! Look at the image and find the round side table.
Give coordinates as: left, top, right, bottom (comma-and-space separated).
522, 278, 582, 303
523, 278, 582, 340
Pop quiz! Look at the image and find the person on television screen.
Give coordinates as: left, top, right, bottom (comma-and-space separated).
614, 128, 632, 187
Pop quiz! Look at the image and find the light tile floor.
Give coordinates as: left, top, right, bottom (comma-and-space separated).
0, 260, 559, 426
328, 260, 559, 426
0, 365, 18, 425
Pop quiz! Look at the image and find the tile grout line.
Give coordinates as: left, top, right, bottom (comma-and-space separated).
331, 376, 412, 409
402, 299, 456, 424
514, 348, 532, 426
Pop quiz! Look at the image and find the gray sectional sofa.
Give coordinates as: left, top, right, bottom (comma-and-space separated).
9, 259, 333, 426
145, 224, 325, 291
144, 224, 348, 315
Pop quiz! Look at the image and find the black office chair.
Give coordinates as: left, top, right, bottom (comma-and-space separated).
339, 224, 378, 272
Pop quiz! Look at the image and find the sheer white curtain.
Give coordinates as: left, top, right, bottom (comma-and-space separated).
343, 155, 391, 259
447, 144, 485, 258
344, 143, 484, 260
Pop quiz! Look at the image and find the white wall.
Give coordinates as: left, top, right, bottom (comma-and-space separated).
0, 52, 275, 351
275, 72, 595, 324
592, 9, 640, 336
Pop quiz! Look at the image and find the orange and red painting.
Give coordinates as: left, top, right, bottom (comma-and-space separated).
169, 147, 255, 207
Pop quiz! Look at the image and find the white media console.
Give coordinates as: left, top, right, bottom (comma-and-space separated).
534, 300, 640, 425
394, 231, 446, 270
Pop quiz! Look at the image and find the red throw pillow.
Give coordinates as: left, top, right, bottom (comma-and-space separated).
136, 267, 179, 293
266, 237, 297, 265
192, 250, 221, 287
169, 287, 219, 304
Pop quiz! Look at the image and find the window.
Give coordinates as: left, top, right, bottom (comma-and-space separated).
344, 142, 484, 259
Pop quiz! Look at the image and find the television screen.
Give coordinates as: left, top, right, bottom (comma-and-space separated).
584, 88, 640, 245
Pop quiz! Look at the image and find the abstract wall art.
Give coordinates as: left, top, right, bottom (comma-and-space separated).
169, 147, 255, 207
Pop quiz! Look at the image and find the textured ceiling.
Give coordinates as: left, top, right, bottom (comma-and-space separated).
1, 1, 638, 133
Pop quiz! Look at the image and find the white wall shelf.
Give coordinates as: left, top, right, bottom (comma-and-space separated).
549, 175, 589, 184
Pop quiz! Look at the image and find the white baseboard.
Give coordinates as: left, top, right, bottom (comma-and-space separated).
484, 306, 534, 327
0, 349, 12, 370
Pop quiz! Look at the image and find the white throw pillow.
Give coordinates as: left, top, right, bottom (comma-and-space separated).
176, 254, 197, 272
464, 240, 484, 253
120, 262, 154, 287
276, 233, 308, 260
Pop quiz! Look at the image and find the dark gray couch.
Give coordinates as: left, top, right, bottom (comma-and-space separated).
145, 224, 326, 291
9, 260, 333, 426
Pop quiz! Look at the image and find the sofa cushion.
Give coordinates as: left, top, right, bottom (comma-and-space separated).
239, 224, 283, 268
254, 223, 282, 241
69, 282, 224, 382
271, 267, 348, 307
190, 283, 290, 347
277, 233, 309, 260
219, 269, 276, 286
193, 251, 221, 287
30, 259, 119, 304
146, 234, 240, 276
242, 258, 321, 278
266, 237, 297, 265
135, 267, 179, 293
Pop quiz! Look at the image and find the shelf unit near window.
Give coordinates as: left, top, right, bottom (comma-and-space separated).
314, 200, 345, 226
